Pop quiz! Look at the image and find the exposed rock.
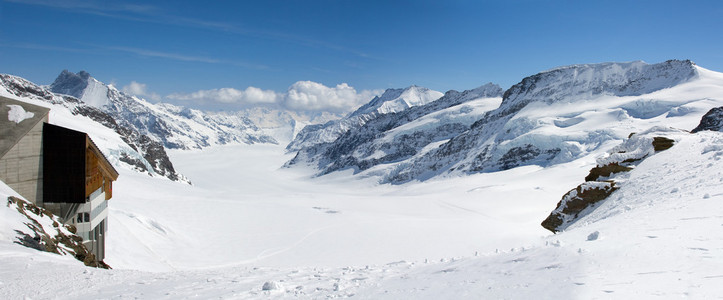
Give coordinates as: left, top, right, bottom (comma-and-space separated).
584, 163, 633, 182
8, 196, 110, 269
691, 106, 723, 133
541, 182, 618, 233
652, 137, 675, 151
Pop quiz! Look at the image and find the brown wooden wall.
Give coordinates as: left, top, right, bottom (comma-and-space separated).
85, 143, 115, 200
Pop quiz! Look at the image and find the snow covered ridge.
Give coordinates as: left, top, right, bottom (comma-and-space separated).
382, 59, 722, 183
1, 194, 109, 268
50, 70, 278, 150
286, 83, 504, 175
0, 74, 188, 183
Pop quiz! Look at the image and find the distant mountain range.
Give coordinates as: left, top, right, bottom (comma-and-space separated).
3, 59, 722, 185
285, 60, 723, 184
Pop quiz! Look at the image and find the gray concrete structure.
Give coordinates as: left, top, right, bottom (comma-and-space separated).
0, 96, 50, 205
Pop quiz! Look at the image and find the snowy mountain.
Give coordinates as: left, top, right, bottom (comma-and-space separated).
0, 73, 187, 182
286, 83, 504, 175
286, 85, 445, 152
284, 60, 723, 184
385, 60, 723, 183
50, 70, 278, 150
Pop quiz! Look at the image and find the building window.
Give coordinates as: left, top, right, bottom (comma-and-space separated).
77, 212, 90, 223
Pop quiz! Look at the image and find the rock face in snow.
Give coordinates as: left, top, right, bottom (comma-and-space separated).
50, 70, 277, 150
286, 85, 445, 152
384, 60, 700, 183
0, 73, 186, 182
285, 84, 503, 174
691, 106, 723, 133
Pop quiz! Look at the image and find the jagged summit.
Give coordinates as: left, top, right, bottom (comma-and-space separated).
50, 70, 111, 108
50, 70, 91, 97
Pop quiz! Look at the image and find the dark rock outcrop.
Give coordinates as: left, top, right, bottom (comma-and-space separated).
691, 106, 723, 133
541, 182, 618, 232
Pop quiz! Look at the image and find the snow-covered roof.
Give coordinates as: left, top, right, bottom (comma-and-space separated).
0, 96, 50, 158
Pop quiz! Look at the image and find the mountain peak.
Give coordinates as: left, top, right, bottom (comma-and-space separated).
350, 85, 443, 117
50, 69, 109, 108
50, 70, 93, 100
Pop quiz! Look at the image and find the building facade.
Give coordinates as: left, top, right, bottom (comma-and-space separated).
0, 96, 118, 260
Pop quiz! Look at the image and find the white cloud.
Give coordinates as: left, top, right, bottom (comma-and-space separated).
167, 81, 382, 113
167, 87, 279, 105
122, 81, 161, 102
285, 81, 364, 113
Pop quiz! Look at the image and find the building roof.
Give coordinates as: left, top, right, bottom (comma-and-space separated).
0, 96, 50, 158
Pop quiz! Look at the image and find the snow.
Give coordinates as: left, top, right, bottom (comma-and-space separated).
101, 143, 582, 271
3, 127, 720, 299
80, 78, 111, 108
5, 104, 34, 124
2, 61, 723, 298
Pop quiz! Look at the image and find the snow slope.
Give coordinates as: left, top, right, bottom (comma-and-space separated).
2, 127, 722, 299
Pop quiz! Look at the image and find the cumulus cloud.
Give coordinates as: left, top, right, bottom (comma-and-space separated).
284, 81, 373, 113
167, 87, 279, 105
122, 81, 161, 102
167, 81, 382, 113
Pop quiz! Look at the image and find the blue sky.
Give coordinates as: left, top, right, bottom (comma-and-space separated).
1, 0, 722, 111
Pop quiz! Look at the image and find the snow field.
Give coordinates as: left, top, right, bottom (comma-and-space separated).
104, 142, 593, 271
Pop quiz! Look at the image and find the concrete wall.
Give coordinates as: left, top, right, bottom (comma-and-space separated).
0, 116, 47, 205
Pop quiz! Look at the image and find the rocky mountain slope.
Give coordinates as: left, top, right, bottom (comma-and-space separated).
386, 60, 709, 183
50, 70, 277, 150
286, 83, 504, 176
